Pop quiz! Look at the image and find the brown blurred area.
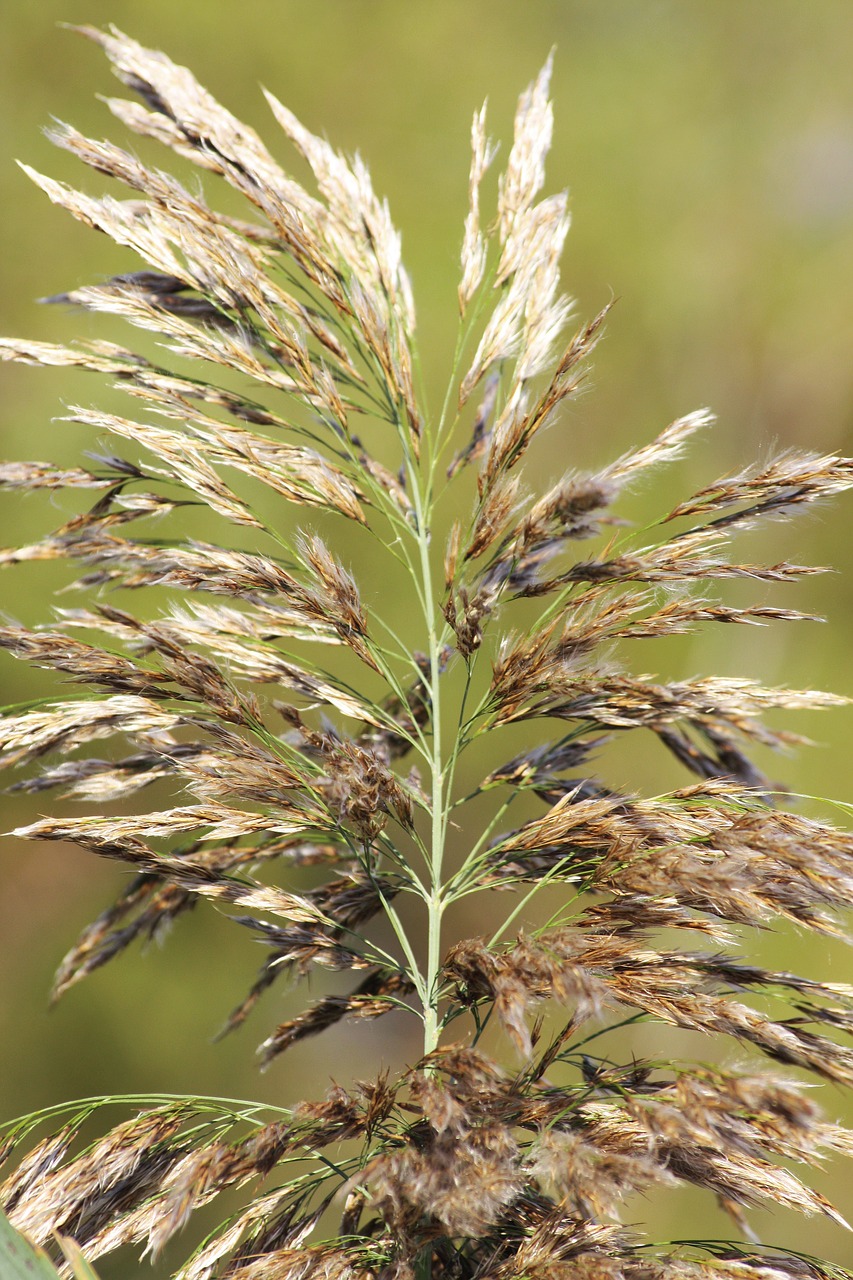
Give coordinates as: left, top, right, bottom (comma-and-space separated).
2, 2, 853, 1273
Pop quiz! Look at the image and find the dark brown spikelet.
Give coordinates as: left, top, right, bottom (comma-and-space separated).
3, 26, 853, 1280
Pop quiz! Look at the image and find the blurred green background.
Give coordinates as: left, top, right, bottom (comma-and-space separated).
2, 1, 853, 1273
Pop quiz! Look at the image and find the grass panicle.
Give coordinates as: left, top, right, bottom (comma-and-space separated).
2, 25, 853, 1280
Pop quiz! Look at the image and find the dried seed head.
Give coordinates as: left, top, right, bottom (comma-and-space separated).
2, 30, 853, 1280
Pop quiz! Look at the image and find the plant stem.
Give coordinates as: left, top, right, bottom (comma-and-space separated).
422, 512, 446, 1056
407, 433, 446, 1056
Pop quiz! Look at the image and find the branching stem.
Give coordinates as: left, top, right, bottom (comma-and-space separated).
403, 419, 448, 1055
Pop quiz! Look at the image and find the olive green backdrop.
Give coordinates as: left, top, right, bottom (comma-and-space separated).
2, 2, 853, 1273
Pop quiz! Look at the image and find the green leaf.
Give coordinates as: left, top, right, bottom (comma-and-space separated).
0, 1211, 61, 1280
55, 1238, 101, 1280
0, 1211, 101, 1280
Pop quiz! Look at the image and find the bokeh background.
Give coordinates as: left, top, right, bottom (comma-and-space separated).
2, 1, 853, 1273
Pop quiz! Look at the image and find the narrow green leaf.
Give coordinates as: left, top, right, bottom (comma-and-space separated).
55, 1237, 102, 1280
0, 1210, 79, 1280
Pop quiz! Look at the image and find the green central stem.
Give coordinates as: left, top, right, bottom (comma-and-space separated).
409, 447, 446, 1056
420, 512, 446, 1056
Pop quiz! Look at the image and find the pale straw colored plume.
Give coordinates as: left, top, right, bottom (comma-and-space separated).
458, 104, 496, 316
2, 25, 853, 1280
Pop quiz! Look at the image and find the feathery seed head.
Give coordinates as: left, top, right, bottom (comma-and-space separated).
2, 28, 853, 1280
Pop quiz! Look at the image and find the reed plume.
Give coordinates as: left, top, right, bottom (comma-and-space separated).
3, 26, 853, 1280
